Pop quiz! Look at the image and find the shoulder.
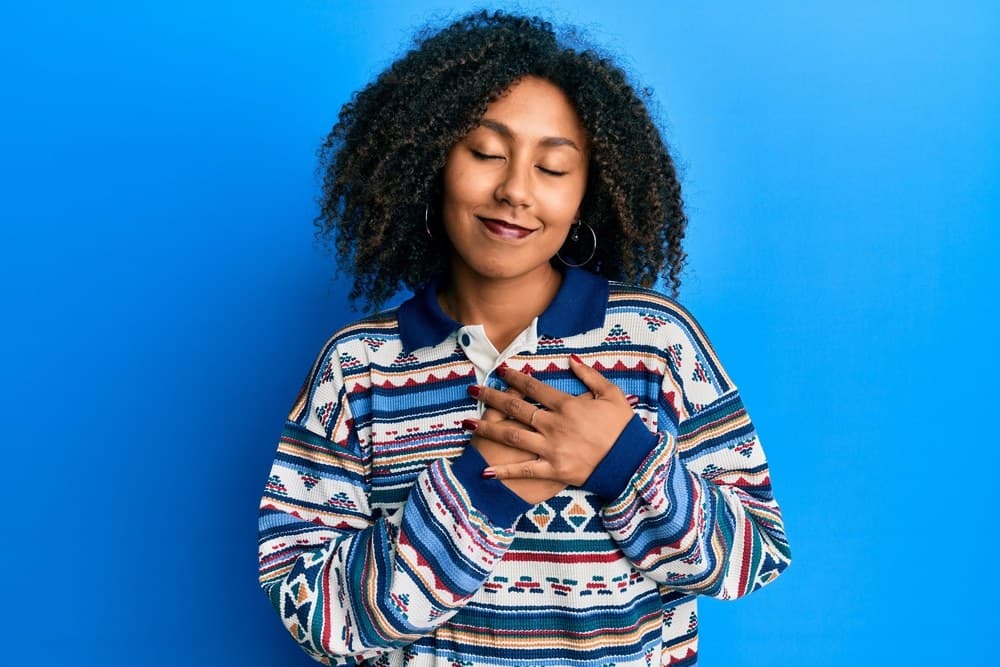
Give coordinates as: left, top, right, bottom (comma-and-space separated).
606, 281, 737, 404
288, 308, 404, 423
303, 307, 405, 379
605, 281, 713, 345
323, 308, 402, 349
323, 308, 399, 350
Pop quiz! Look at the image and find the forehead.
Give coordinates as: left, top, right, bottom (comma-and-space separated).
478, 76, 587, 146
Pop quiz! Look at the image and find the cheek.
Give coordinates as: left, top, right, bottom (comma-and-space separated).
540, 176, 588, 221
442, 169, 475, 207
441, 153, 494, 208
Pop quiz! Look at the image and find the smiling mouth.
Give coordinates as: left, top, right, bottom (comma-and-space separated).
477, 215, 538, 240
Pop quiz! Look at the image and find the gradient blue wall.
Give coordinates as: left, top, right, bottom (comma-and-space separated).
2, 1, 996, 664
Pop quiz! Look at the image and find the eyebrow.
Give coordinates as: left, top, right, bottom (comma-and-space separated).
478, 119, 582, 152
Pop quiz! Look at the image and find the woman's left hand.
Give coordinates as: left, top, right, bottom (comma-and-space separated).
464, 354, 634, 486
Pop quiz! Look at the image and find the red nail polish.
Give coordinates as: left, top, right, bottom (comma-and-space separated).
496, 365, 508, 378
570, 353, 584, 364
481, 469, 497, 479
467, 385, 481, 398
461, 419, 478, 431
627, 394, 639, 407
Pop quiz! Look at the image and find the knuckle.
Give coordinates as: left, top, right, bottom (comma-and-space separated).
520, 463, 535, 478
505, 397, 522, 416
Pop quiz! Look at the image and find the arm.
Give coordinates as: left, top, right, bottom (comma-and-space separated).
258, 341, 530, 664
595, 315, 792, 599
598, 393, 791, 598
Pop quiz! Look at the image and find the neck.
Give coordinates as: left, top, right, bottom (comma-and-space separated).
440, 263, 563, 352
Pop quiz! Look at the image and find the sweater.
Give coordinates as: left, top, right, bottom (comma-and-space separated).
257, 267, 791, 666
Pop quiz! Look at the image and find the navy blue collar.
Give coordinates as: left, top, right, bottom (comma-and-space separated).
397, 267, 610, 352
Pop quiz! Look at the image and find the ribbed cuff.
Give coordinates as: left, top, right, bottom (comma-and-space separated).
582, 414, 658, 501
450, 446, 532, 528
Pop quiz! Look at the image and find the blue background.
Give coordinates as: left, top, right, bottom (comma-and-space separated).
2, 1, 997, 664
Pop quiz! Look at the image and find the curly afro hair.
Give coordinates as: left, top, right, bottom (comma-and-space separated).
316, 10, 688, 311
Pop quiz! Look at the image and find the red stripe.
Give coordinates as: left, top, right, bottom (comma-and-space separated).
501, 550, 626, 564
321, 555, 332, 650
737, 516, 752, 595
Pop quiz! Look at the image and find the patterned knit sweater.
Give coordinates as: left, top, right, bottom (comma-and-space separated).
258, 267, 791, 666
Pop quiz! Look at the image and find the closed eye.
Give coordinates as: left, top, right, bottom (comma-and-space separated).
537, 166, 567, 176
471, 149, 503, 161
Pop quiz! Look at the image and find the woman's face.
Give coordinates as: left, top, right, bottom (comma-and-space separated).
440, 76, 589, 285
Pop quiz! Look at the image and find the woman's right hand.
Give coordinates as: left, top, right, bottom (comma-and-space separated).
470, 388, 566, 505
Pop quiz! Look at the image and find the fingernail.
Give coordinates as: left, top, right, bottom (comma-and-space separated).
496, 365, 508, 378
467, 385, 482, 398
481, 469, 497, 479
461, 419, 478, 431
570, 353, 584, 365
627, 394, 639, 407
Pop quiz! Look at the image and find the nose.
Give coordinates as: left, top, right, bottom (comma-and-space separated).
494, 158, 532, 208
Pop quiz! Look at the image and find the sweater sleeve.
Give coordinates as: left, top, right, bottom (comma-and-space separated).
595, 309, 792, 600
257, 341, 530, 664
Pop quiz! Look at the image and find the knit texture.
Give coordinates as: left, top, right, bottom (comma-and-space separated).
258, 270, 791, 666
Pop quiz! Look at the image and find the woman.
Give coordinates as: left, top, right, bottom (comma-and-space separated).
258, 11, 791, 666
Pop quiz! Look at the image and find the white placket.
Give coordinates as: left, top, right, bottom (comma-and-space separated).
456, 319, 540, 416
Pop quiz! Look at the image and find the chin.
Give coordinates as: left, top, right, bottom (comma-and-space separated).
457, 253, 561, 283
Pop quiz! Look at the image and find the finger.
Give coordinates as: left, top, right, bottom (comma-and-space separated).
568, 354, 624, 401
479, 386, 527, 422
469, 384, 547, 424
483, 458, 557, 482
462, 418, 546, 456
481, 405, 506, 422
501, 387, 526, 419
497, 365, 569, 410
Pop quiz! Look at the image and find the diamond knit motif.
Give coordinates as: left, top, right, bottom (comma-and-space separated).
339, 352, 363, 370
392, 351, 420, 367
299, 472, 320, 491
362, 336, 386, 352
538, 335, 565, 349
642, 313, 669, 332
602, 323, 632, 345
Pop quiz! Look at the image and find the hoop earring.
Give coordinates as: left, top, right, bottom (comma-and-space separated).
424, 205, 433, 238
556, 220, 597, 267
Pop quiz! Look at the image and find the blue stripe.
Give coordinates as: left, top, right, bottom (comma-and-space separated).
410, 629, 660, 665
456, 587, 660, 627
401, 472, 491, 594
260, 491, 370, 525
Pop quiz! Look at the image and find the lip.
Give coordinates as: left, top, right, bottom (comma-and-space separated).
476, 215, 538, 240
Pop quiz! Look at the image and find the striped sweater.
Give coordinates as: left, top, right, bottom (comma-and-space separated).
258, 267, 791, 666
